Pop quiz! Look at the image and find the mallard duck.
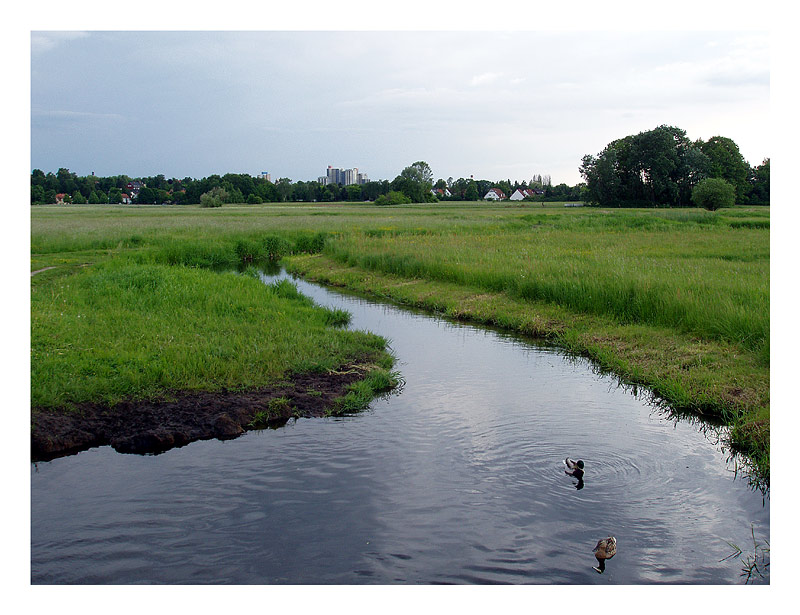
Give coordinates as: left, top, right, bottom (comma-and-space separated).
592, 536, 617, 573
564, 457, 585, 479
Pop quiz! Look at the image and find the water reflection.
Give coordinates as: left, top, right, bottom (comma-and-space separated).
30, 269, 769, 584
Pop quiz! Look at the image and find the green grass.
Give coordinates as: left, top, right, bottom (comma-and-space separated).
31, 202, 769, 481
323, 210, 769, 364
31, 257, 391, 410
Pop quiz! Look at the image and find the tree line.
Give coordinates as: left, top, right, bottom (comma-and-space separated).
30, 163, 585, 206
579, 125, 769, 207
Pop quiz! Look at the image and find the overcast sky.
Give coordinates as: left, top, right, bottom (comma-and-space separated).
30, 30, 769, 185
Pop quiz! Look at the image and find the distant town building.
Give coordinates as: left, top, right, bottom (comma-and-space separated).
323, 165, 368, 186
126, 181, 145, 196
509, 188, 536, 201
484, 188, 507, 200
257, 171, 272, 182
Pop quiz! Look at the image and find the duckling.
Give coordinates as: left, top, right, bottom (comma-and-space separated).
564, 457, 585, 480
592, 536, 617, 573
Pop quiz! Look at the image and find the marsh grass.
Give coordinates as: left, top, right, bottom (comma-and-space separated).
328, 368, 401, 416
721, 526, 770, 583
248, 397, 294, 428
31, 259, 389, 409
325, 216, 769, 364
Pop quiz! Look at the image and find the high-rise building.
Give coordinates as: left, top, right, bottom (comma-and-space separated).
257, 171, 272, 182
326, 166, 343, 185
325, 165, 366, 186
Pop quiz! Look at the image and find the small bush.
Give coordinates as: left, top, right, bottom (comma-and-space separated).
691, 178, 735, 211
262, 235, 291, 261
294, 232, 327, 254
374, 191, 412, 206
200, 187, 228, 208
234, 239, 262, 263
234, 236, 290, 263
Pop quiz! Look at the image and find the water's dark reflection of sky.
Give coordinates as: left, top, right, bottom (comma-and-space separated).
30, 272, 769, 584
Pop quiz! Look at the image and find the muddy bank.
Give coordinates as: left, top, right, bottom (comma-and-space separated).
31, 368, 370, 461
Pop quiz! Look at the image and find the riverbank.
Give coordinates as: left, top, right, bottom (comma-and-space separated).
31, 256, 397, 459
32, 362, 394, 460
31, 203, 768, 482
285, 253, 770, 483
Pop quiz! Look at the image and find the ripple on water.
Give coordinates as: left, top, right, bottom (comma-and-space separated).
30, 273, 769, 585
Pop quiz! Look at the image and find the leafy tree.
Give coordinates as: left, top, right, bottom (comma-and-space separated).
135, 187, 159, 204
71, 190, 87, 204
582, 125, 719, 207
691, 177, 735, 211
107, 188, 122, 204
31, 185, 45, 204
747, 158, 770, 205
275, 178, 293, 202
246, 193, 263, 204
698, 136, 749, 202
362, 180, 390, 201
464, 181, 479, 201
254, 179, 279, 202
393, 161, 435, 202
345, 184, 363, 201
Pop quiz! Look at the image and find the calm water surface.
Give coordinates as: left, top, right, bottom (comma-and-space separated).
31, 272, 769, 584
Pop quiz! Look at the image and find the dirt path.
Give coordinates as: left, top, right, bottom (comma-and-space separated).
31, 266, 57, 276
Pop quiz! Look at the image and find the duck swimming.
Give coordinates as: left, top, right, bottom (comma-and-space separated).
564, 458, 585, 480
592, 536, 617, 573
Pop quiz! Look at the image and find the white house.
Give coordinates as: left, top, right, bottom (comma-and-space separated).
431, 188, 452, 198
484, 188, 507, 201
509, 188, 537, 201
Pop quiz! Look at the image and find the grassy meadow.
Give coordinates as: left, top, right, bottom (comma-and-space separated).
31, 201, 769, 479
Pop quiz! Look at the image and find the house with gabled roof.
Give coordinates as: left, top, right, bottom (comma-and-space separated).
509, 188, 537, 201
483, 188, 506, 201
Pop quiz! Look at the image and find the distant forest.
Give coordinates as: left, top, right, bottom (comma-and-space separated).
29, 168, 582, 206
30, 126, 768, 207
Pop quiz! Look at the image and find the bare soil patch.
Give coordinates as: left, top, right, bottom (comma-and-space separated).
31, 368, 366, 461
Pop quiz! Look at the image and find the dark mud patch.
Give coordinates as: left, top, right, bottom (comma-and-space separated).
32, 367, 373, 461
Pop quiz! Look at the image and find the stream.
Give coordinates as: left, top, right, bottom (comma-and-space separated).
30, 270, 769, 584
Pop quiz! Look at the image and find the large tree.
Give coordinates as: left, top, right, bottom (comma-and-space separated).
581, 125, 716, 207
393, 161, 435, 202
697, 136, 750, 203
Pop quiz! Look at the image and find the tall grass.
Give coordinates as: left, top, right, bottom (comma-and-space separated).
325, 217, 769, 364
31, 203, 769, 372
31, 259, 390, 409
